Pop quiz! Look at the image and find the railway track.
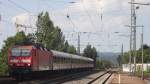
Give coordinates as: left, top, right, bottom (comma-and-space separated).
0, 76, 18, 84
0, 70, 97, 84
20, 70, 96, 84
0, 70, 114, 84
87, 71, 113, 84
62, 70, 114, 84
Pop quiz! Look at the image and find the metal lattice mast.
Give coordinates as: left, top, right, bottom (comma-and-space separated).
129, 0, 150, 75
131, 0, 137, 75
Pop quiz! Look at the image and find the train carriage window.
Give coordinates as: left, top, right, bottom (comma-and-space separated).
66, 58, 68, 63
67, 58, 69, 63
72, 59, 73, 63
62, 57, 64, 63
63, 57, 65, 63
59, 57, 63, 63
61, 57, 63, 63
73, 59, 75, 63
55, 56, 59, 63
56, 57, 59, 63
64, 58, 66, 63
54, 56, 56, 62
59, 57, 61, 63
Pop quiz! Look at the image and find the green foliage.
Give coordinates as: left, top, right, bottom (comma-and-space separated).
101, 60, 113, 68
117, 55, 122, 66
96, 59, 113, 69
36, 12, 77, 54
83, 44, 97, 67
0, 63, 8, 76
136, 65, 142, 77
122, 44, 150, 64
83, 44, 97, 58
67, 45, 77, 54
135, 66, 150, 77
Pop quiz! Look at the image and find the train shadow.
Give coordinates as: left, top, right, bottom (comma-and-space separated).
4, 69, 101, 84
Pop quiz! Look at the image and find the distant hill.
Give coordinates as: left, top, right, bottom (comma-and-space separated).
97, 52, 120, 65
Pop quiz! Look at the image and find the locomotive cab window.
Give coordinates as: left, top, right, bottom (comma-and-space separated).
21, 49, 31, 56
11, 48, 21, 56
11, 48, 31, 56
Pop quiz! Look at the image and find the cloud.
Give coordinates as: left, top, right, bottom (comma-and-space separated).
51, 0, 130, 33
11, 13, 37, 33
50, 0, 132, 52
12, 13, 30, 24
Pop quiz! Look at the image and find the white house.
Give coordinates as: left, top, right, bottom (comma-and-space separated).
122, 64, 150, 72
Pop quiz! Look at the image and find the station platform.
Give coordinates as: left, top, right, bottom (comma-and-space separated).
110, 73, 145, 84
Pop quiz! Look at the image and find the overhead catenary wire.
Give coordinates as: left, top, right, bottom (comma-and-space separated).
43, 1, 76, 43
6, 0, 38, 33
100, 8, 104, 32
80, 0, 97, 32
66, 14, 76, 32
7, 0, 30, 13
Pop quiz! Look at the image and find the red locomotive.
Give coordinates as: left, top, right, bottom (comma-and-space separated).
8, 43, 94, 79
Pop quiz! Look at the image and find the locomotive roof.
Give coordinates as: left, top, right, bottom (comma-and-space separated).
51, 50, 93, 61
12, 45, 33, 49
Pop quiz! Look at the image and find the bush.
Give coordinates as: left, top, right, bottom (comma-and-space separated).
136, 66, 142, 77
0, 63, 8, 76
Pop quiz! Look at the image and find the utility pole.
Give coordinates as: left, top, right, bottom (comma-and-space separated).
141, 26, 144, 80
129, 26, 132, 74
77, 32, 80, 55
129, 0, 149, 75
121, 44, 123, 57
0, 14, 1, 22
121, 44, 123, 67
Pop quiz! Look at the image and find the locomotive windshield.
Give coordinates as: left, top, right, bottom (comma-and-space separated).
11, 48, 31, 56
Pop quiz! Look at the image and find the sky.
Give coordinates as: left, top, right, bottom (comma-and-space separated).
0, 0, 150, 53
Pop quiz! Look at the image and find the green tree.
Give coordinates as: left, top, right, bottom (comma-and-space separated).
36, 12, 64, 50
36, 11, 77, 54
96, 59, 113, 69
63, 41, 69, 52
67, 45, 77, 54
83, 45, 92, 58
83, 44, 97, 67
122, 44, 150, 64
117, 55, 122, 66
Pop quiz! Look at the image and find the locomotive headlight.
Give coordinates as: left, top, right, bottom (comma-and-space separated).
21, 59, 31, 63
27, 63, 31, 66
